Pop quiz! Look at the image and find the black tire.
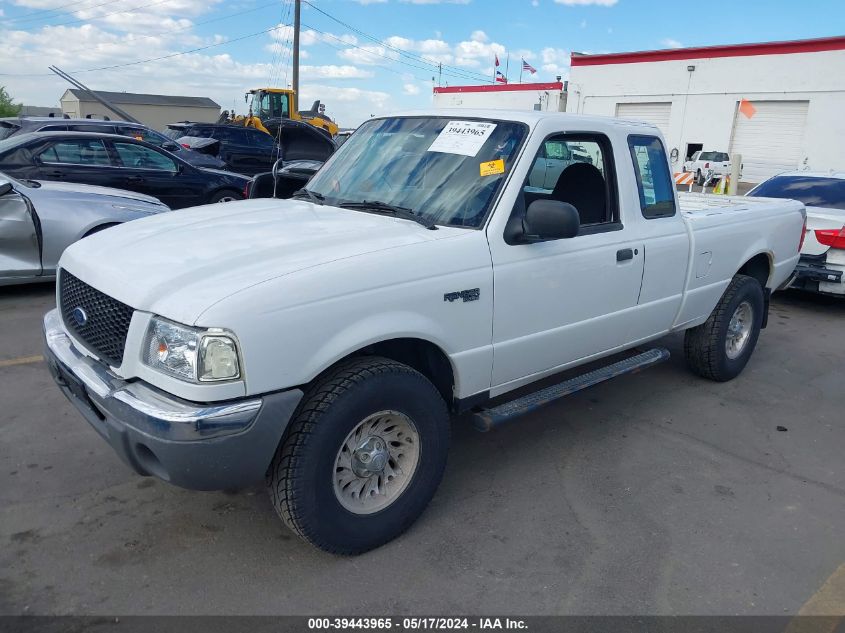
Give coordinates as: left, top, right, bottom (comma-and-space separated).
684, 274, 765, 382
266, 356, 450, 555
208, 189, 243, 204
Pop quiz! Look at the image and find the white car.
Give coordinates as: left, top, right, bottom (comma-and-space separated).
748, 171, 845, 296
43, 110, 805, 554
684, 150, 732, 184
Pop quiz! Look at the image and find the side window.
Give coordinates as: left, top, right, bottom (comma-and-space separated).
523, 134, 617, 229
628, 135, 676, 219
117, 126, 167, 147
39, 140, 111, 166
113, 142, 177, 171
67, 124, 114, 133
37, 124, 69, 132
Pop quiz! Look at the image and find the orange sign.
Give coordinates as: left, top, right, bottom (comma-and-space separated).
738, 99, 757, 119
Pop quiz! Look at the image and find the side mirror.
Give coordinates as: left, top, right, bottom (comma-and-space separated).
0, 181, 13, 196
522, 199, 580, 241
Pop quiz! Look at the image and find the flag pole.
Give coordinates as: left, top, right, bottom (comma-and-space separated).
505, 53, 510, 83
520, 59, 523, 84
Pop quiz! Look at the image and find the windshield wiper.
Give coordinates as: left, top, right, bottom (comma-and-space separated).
339, 200, 437, 230
292, 188, 324, 205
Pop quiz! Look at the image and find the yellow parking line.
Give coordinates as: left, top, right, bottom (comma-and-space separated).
0, 355, 44, 368
798, 562, 845, 616
784, 563, 845, 633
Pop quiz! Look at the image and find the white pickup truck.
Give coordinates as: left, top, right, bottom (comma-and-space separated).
43, 110, 805, 554
684, 150, 732, 185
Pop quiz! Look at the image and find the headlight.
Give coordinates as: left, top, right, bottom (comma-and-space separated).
143, 317, 241, 383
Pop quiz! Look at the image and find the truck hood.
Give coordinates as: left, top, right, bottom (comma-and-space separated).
59, 198, 465, 324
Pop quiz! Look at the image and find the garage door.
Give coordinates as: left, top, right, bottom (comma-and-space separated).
729, 100, 809, 183
615, 102, 672, 137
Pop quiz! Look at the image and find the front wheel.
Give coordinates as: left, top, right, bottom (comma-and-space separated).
684, 274, 765, 382
266, 356, 450, 555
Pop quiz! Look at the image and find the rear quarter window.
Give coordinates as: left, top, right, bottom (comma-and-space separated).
628, 135, 676, 219
749, 176, 845, 211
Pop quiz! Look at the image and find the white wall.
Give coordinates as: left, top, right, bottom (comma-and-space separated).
567, 48, 845, 177
434, 88, 565, 112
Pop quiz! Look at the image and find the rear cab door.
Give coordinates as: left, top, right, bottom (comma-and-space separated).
34, 137, 124, 189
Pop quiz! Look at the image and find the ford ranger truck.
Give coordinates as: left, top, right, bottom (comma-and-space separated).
43, 110, 805, 555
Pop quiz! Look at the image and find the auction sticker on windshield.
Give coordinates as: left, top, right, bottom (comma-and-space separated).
427, 121, 497, 157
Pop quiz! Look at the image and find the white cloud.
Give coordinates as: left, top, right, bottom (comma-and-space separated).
301, 64, 374, 79
540, 47, 570, 76
470, 30, 488, 43
399, 0, 471, 4
402, 83, 421, 95
661, 38, 684, 49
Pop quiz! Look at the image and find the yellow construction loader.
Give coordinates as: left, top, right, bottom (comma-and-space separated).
238, 88, 339, 138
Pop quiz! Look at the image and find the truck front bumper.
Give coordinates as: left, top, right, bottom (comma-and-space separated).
43, 309, 303, 490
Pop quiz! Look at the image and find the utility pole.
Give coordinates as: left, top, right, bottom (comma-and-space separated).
292, 0, 301, 97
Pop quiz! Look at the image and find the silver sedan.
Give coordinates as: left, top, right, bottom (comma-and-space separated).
1, 173, 170, 286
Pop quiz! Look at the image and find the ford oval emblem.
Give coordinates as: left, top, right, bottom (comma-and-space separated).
72, 307, 88, 327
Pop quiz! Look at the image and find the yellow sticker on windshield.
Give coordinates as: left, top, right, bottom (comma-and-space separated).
480, 158, 505, 177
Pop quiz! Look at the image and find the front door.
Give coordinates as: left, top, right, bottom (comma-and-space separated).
489, 134, 645, 390
0, 188, 41, 280
110, 141, 204, 209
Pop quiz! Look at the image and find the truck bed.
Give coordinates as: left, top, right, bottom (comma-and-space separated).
678, 192, 793, 217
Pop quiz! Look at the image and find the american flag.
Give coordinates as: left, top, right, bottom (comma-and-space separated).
495, 70, 508, 84
522, 59, 537, 75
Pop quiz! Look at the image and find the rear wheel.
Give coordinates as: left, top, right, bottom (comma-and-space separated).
266, 356, 450, 555
684, 274, 765, 382
209, 189, 243, 204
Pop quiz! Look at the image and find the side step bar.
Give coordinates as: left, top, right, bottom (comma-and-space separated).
472, 348, 670, 432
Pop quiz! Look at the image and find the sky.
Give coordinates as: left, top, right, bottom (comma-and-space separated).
1, 0, 843, 127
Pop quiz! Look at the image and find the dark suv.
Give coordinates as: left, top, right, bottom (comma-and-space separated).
165, 120, 336, 177
0, 117, 226, 170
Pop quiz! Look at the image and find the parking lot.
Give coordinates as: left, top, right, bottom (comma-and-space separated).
1, 282, 843, 615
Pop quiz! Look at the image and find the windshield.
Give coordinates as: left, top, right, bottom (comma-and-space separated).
257, 92, 290, 119
305, 116, 527, 228
698, 151, 718, 161
748, 175, 845, 210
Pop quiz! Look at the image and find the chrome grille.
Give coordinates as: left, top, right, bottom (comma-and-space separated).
59, 270, 134, 367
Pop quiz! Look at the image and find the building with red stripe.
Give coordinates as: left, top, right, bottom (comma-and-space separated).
566, 36, 845, 183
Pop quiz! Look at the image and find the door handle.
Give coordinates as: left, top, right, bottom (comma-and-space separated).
125, 175, 144, 184
616, 248, 634, 262
44, 169, 63, 178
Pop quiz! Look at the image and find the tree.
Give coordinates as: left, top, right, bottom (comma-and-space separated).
0, 86, 22, 117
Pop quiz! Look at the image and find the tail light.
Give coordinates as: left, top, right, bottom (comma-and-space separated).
798, 217, 807, 251
815, 226, 845, 249
180, 143, 190, 149
243, 181, 251, 199
704, 162, 710, 168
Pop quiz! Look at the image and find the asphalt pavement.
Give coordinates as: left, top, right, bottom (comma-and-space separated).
1, 283, 844, 616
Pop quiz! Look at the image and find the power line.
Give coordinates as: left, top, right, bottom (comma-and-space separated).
4, 0, 129, 24
301, 20, 488, 86
301, 0, 493, 84
0, 23, 284, 76
19, 0, 174, 29
6, 0, 287, 61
